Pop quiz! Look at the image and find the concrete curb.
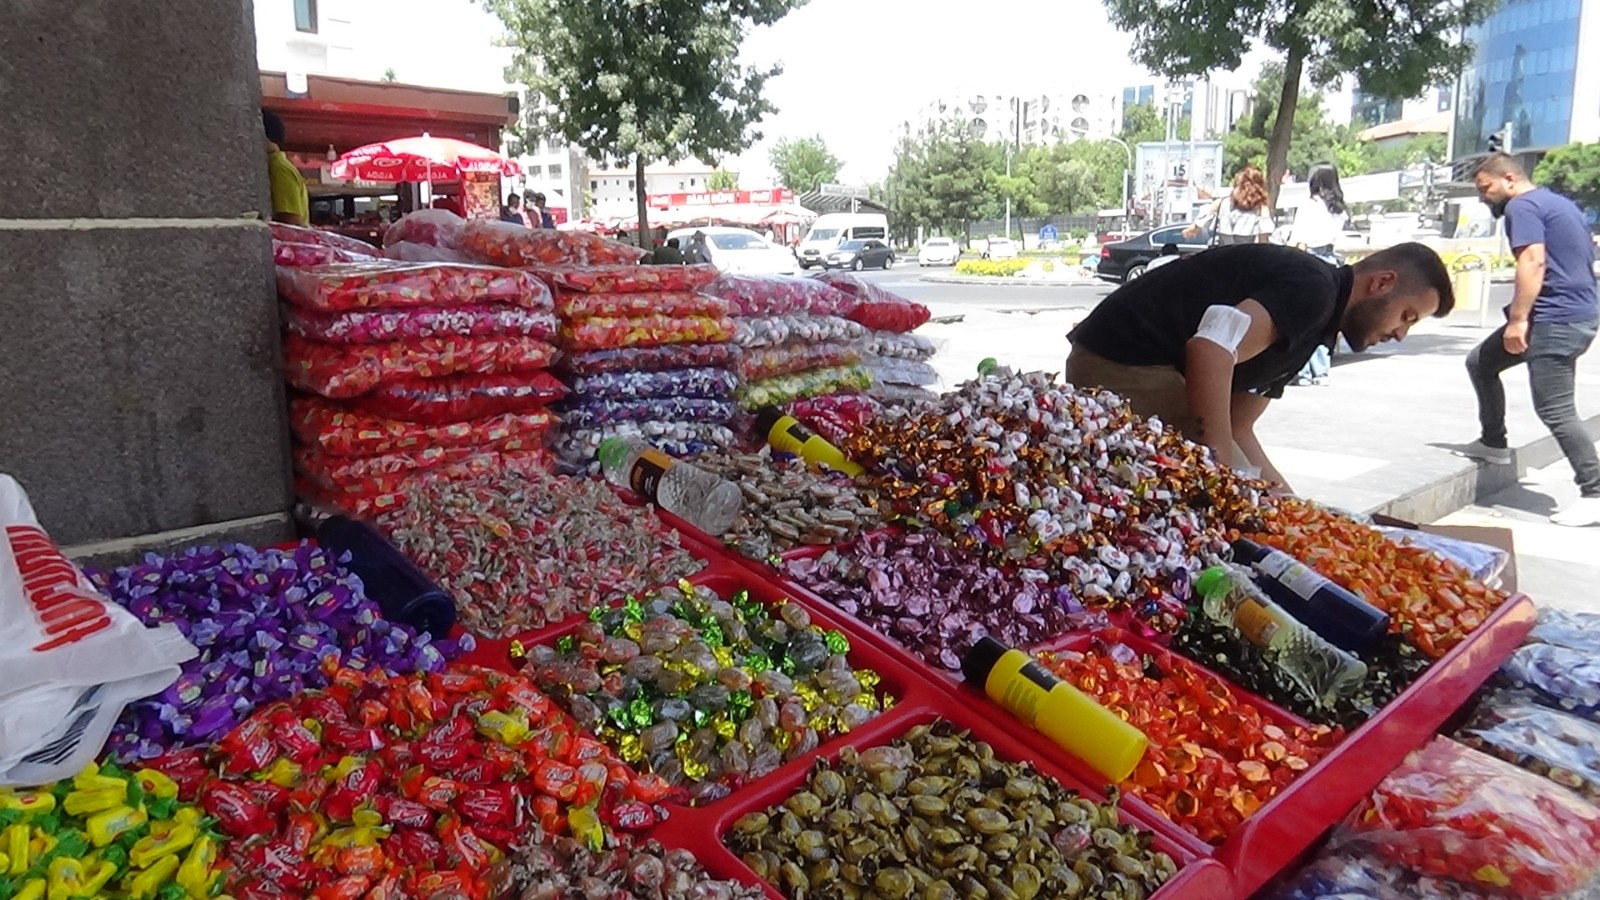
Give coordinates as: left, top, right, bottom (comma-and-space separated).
1371, 414, 1600, 523
920, 274, 1105, 288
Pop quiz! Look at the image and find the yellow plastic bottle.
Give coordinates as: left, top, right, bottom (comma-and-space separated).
961, 637, 1149, 783
754, 408, 863, 477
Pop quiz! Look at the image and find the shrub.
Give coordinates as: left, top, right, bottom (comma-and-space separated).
955, 259, 1030, 277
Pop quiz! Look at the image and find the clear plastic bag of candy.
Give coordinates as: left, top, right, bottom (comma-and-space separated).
567, 367, 738, 402
789, 394, 882, 445
290, 398, 556, 456
283, 333, 560, 398
866, 329, 937, 360
273, 240, 370, 267
283, 303, 557, 345
268, 222, 381, 258
298, 450, 549, 517
813, 271, 931, 332
1499, 643, 1600, 720
458, 218, 648, 267
530, 263, 719, 293
865, 355, 940, 386
1375, 527, 1511, 585
562, 313, 734, 351
735, 364, 872, 409
382, 208, 465, 251
1267, 845, 1500, 899
555, 290, 730, 319
1329, 737, 1600, 896
295, 443, 511, 491
558, 342, 736, 375
352, 371, 567, 423
867, 383, 942, 406
277, 261, 550, 312
704, 273, 853, 316
1455, 688, 1600, 799
555, 422, 735, 474
1527, 608, 1600, 657
561, 397, 737, 429
732, 341, 860, 381
732, 314, 868, 349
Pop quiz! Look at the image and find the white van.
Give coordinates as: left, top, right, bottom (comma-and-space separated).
796, 213, 890, 269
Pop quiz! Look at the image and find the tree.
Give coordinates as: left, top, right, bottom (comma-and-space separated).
886, 124, 995, 241
1120, 102, 1189, 145
381, 68, 398, 83
490, 0, 805, 244
707, 169, 739, 190
767, 135, 843, 193
1103, 0, 1497, 203
1536, 142, 1600, 211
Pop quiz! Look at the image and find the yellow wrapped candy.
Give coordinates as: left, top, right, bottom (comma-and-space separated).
12, 879, 44, 900
129, 820, 197, 869
133, 769, 178, 800
258, 757, 303, 788
47, 856, 86, 899
124, 853, 180, 899
176, 836, 218, 899
80, 859, 119, 896
62, 785, 125, 817
568, 805, 604, 852
86, 805, 148, 847
475, 710, 529, 745
73, 765, 124, 792
0, 791, 56, 816
6, 823, 30, 875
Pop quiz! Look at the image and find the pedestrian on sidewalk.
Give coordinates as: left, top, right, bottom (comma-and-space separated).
1458, 153, 1600, 527
1184, 166, 1275, 245
1067, 242, 1453, 493
1286, 163, 1350, 386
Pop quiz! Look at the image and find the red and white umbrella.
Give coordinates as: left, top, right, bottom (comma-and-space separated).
330, 133, 521, 183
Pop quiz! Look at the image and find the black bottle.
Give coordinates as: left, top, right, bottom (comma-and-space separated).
317, 515, 456, 638
1230, 538, 1390, 654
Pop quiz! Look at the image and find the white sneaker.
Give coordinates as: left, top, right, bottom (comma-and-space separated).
1551, 497, 1600, 527
1454, 439, 1512, 466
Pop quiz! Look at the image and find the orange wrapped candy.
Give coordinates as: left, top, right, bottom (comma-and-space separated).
289, 399, 556, 457
531, 264, 719, 294
555, 290, 730, 320
458, 220, 647, 267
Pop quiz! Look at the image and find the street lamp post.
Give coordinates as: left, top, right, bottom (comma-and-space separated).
1106, 136, 1133, 239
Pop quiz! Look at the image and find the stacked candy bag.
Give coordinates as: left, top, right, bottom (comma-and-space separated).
458, 218, 648, 267
538, 264, 741, 473
808, 272, 938, 405
277, 216, 563, 514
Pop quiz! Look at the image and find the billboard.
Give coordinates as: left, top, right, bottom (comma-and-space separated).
1134, 141, 1224, 219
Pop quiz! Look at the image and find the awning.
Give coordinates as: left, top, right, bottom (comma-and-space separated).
261, 71, 517, 161
616, 203, 817, 228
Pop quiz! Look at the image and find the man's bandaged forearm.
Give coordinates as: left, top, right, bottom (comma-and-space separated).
1193, 305, 1252, 359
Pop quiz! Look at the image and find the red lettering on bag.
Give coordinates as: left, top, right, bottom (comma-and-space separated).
5, 525, 112, 651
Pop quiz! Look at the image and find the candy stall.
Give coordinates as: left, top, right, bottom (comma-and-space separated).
5, 208, 1598, 900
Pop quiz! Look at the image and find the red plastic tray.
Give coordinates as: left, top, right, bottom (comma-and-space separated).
645, 696, 1235, 899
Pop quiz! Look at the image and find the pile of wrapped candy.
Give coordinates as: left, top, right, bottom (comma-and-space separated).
270, 221, 383, 267
813, 272, 940, 406
541, 264, 740, 472
703, 275, 875, 411
278, 213, 565, 515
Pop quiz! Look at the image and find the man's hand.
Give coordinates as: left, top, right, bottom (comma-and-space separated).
1504, 319, 1530, 354
1230, 392, 1294, 495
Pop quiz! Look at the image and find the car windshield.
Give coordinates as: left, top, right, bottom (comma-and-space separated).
925, 238, 951, 247
807, 228, 841, 242
708, 232, 765, 250
838, 240, 868, 250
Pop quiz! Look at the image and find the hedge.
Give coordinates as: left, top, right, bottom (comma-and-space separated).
955, 259, 1031, 277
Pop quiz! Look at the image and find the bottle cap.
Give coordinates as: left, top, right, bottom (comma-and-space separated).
960, 635, 1009, 686
1193, 566, 1231, 599
596, 437, 629, 470
977, 358, 999, 376
752, 407, 787, 437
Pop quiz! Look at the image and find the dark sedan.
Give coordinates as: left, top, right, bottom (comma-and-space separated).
824, 239, 895, 270
1095, 224, 1213, 283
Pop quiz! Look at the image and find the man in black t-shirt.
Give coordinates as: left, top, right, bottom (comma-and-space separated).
1067, 242, 1453, 491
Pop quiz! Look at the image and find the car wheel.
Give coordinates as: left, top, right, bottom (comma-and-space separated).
851, 259, 863, 271
883, 256, 894, 270
1124, 263, 1147, 281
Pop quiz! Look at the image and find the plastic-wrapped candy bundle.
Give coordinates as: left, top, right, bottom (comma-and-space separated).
353, 371, 568, 424
85, 542, 466, 759
531, 263, 719, 294
1455, 688, 1600, 799
277, 261, 550, 312
268, 221, 382, 258
788, 394, 881, 445
1374, 527, 1512, 586
1499, 642, 1600, 720
813, 271, 931, 332
703, 273, 854, 317
295, 443, 551, 493
865, 355, 940, 387
556, 290, 730, 320
561, 312, 734, 352
561, 397, 737, 430
381, 207, 465, 254
299, 450, 549, 519
291, 398, 556, 456
283, 303, 558, 345
283, 333, 559, 399
555, 421, 738, 476
1326, 737, 1600, 897
734, 364, 873, 409
866, 329, 937, 360
731, 313, 867, 349
567, 366, 739, 402
458, 218, 648, 266
869, 383, 942, 406
559, 342, 735, 375
273, 239, 372, 267
733, 340, 861, 381
1268, 847, 1501, 899
505, 830, 766, 900
1527, 608, 1600, 656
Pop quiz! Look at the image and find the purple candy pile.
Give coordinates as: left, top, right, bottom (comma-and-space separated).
87, 541, 469, 760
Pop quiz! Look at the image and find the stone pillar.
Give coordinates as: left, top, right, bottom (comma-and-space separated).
0, 0, 293, 554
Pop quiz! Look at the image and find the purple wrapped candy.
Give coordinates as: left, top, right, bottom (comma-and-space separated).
86, 541, 464, 761
559, 397, 737, 429
559, 343, 735, 375
567, 367, 740, 402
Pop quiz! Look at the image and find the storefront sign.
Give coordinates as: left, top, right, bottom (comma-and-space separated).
646, 188, 794, 209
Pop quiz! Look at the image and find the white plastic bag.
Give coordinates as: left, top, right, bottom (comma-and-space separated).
0, 475, 197, 785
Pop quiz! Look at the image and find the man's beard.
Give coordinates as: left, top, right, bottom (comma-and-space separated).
1341, 293, 1391, 351
1488, 197, 1510, 218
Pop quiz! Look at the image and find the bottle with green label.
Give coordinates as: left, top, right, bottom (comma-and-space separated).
1195, 564, 1368, 704
597, 437, 742, 535
753, 408, 862, 476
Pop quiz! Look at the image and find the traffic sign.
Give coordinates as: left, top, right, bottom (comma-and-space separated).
1039, 224, 1059, 241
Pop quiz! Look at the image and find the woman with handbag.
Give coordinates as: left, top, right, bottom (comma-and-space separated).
1185, 166, 1275, 245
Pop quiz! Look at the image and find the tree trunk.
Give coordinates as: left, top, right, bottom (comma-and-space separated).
1265, 47, 1305, 209
634, 152, 650, 249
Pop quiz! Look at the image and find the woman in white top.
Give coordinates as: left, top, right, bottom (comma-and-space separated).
1288, 164, 1348, 262
1185, 166, 1274, 244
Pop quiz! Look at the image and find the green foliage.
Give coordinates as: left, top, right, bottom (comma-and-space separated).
381, 67, 398, 83
1120, 103, 1189, 144
768, 135, 843, 193
489, 0, 806, 240
886, 123, 998, 240
1534, 142, 1600, 211
707, 169, 739, 191
955, 258, 1030, 277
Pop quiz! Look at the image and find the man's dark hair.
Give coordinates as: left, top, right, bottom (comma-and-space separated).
532, 192, 546, 204
261, 109, 287, 145
1160, 243, 1179, 255
506, 193, 521, 206
1475, 152, 1526, 179
1355, 242, 1455, 316
667, 237, 680, 248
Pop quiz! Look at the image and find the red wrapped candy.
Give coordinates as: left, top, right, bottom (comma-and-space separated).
269, 222, 382, 258
284, 304, 557, 345
290, 398, 556, 457
532, 263, 720, 294
278, 261, 548, 312
283, 334, 559, 398
458, 219, 647, 267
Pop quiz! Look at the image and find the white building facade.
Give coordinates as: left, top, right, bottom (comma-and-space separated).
909, 91, 1123, 145
585, 160, 726, 220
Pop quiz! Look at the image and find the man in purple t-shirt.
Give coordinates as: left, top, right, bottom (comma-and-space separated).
1459, 153, 1600, 526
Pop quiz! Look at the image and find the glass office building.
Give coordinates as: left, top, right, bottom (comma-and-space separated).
1452, 0, 1585, 158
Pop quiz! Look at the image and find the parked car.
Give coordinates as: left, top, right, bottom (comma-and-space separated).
825, 239, 895, 270
981, 238, 1019, 260
797, 213, 891, 269
666, 226, 797, 276
917, 237, 961, 266
1095, 224, 1212, 282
